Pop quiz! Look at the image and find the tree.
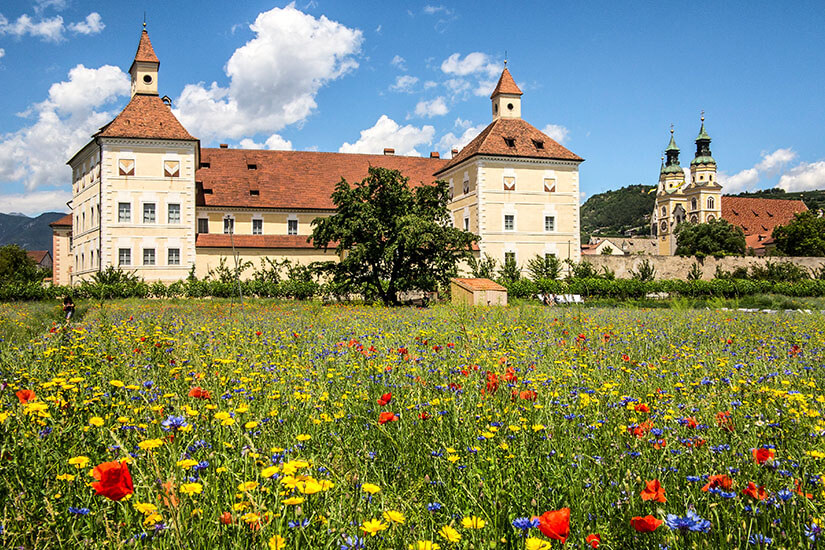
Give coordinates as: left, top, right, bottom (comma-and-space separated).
310, 166, 477, 306
526, 254, 561, 281
772, 211, 825, 256
0, 244, 43, 284
674, 219, 745, 257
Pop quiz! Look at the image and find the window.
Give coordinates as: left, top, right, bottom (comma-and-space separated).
463, 217, 470, 231
143, 248, 156, 266
164, 160, 180, 178
503, 176, 516, 191
118, 159, 135, 176
709, 174, 713, 182
197, 218, 209, 234
168, 203, 180, 224
504, 252, 516, 264
504, 214, 515, 231
503, 137, 515, 147
253, 219, 263, 235
118, 248, 131, 266
661, 206, 667, 216
250, 190, 260, 196
707, 214, 715, 221
247, 164, 257, 170
448, 182, 454, 200
168, 248, 180, 265
90, 250, 94, 267
660, 220, 668, 232
463, 178, 469, 195
143, 203, 156, 223
691, 198, 697, 211
707, 197, 715, 209
223, 217, 234, 234
544, 215, 555, 232
544, 178, 556, 193
200, 162, 211, 169
287, 219, 298, 235
532, 139, 544, 150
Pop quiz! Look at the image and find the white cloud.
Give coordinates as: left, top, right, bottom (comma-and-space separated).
440, 52, 498, 78
390, 75, 418, 93
174, 4, 363, 142
339, 115, 434, 156
473, 78, 496, 97
778, 161, 825, 192
0, 64, 129, 192
0, 48, 4, 59
719, 148, 798, 193
0, 189, 71, 216
238, 133, 293, 151
68, 12, 104, 35
390, 54, 406, 70
542, 124, 570, 145
423, 80, 438, 89
423, 5, 452, 15
413, 97, 448, 118
34, 0, 68, 14
444, 78, 470, 96
0, 13, 65, 42
436, 123, 485, 155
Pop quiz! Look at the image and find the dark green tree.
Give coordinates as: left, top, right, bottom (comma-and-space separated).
674, 219, 745, 257
310, 166, 477, 306
0, 244, 43, 284
772, 211, 825, 256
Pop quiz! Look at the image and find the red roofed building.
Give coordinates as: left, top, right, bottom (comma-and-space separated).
721, 196, 808, 254
54, 29, 583, 285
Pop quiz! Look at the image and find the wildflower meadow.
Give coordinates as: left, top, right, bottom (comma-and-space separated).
0, 299, 823, 549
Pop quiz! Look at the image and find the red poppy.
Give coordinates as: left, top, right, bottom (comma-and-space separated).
634, 403, 650, 413
255, 331, 262, 336
518, 390, 537, 401
683, 416, 698, 429
752, 447, 775, 465
653, 439, 667, 450
188, 387, 211, 400
716, 411, 734, 432
418, 412, 430, 420
220, 511, 233, 525
794, 478, 813, 499
621, 354, 630, 362
742, 482, 768, 500
483, 372, 500, 395
585, 533, 601, 548
504, 367, 518, 383
15, 389, 36, 404
630, 515, 662, 532
630, 420, 653, 438
91, 460, 134, 501
448, 383, 462, 391
537, 508, 570, 543
377, 393, 392, 406
701, 474, 733, 492
378, 412, 398, 424
640, 479, 666, 503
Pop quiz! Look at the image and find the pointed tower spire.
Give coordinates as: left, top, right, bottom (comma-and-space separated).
490, 67, 523, 121
129, 25, 159, 98
662, 126, 683, 175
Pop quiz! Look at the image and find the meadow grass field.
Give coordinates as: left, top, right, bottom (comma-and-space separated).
0, 299, 823, 549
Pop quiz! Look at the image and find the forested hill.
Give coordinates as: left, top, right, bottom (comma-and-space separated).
732, 188, 825, 212
580, 184, 656, 238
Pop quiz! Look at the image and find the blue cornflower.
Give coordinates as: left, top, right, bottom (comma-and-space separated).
776, 489, 793, 502
805, 522, 822, 541
665, 510, 711, 533
427, 502, 442, 512
161, 415, 187, 431
340, 534, 366, 550
289, 518, 310, 529
68, 507, 90, 515
708, 487, 736, 499
512, 516, 539, 535
748, 533, 772, 545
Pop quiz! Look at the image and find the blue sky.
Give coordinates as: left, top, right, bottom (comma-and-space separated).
1, 0, 824, 215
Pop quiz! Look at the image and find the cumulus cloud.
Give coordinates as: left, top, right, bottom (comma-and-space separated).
0, 64, 129, 192
542, 124, 570, 145
174, 4, 362, 143
778, 161, 825, 192
0, 189, 71, 216
390, 75, 418, 93
34, 0, 68, 14
238, 133, 293, 151
413, 97, 448, 118
423, 5, 452, 15
441, 52, 498, 77
719, 148, 798, 193
436, 123, 485, 156
390, 54, 406, 70
68, 12, 104, 35
339, 115, 434, 156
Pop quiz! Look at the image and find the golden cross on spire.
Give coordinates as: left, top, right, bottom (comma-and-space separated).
701, 109, 705, 122
670, 123, 674, 134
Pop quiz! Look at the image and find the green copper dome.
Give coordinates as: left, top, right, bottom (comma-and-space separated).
691, 155, 716, 166
661, 164, 684, 174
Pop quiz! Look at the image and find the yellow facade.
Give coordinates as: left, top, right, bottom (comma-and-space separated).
195, 248, 338, 279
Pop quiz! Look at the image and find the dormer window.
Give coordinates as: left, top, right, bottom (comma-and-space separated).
200, 162, 211, 169
250, 190, 260, 196
503, 138, 516, 147
247, 164, 257, 170
532, 140, 544, 150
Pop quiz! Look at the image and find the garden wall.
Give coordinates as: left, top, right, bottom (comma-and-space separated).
585, 255, 825, 280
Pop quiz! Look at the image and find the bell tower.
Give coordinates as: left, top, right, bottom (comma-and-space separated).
129, 24, 159, 98
490, 65, 523, 121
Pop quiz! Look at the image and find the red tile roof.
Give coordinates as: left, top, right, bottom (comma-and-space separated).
196, 234, 328, 249
133, 29, 159, 65
27, 250, 50, 264
96, 94, 196, 141
490, 68, 523, 97
50, 213, 72, 227
722, 196, 808, 250
196, 149, 447, 210
436, 118, 583, 174
451, 278, 507, 292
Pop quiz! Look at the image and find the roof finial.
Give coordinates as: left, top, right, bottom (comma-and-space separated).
670, 123, 674, 134
504, 50, 507, 68
701, 109, 705, 122
143, 12, 146, 29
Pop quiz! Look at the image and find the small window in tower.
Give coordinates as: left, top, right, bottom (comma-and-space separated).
143, 75, 153, 84
532, 140, 544, 150
494, 104, 499, 113
507, 103, 514, 110
503, 137, 516, 147
164, 160, 180, 178
709, 174, 713, 182
247, 164, 257, 170
118, 159, 135, 176
699, 174, 704, 180
250, 190, 260, 196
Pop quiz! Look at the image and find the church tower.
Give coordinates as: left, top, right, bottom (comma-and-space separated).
490, 67, 522, 121
653, 128, 688, 255
129, 24, 159, 98
684, 115, 722, 224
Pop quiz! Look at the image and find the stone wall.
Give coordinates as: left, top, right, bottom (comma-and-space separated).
584, 255, 825, 280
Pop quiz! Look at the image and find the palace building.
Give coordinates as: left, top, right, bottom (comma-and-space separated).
52, 27, 583, 285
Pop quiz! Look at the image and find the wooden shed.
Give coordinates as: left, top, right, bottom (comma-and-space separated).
450, 278, 508, 306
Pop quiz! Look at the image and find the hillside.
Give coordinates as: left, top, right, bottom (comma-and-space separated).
580, 184, 656, 238
0, 212, 66, 253
732, 188, 825, 212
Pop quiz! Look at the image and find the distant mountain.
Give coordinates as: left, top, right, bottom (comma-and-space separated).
0, 212, 67, 253
581, 184, 656, 238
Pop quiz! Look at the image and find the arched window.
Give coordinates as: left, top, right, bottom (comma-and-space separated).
707, 214, 715, 221
690, 215, 698, 223
661, 206, 667, 216
691, 198, 697, 211
707, 197, 715, 209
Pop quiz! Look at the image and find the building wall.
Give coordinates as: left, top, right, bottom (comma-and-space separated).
195, 209, 328, 237
195, 248, 338, 279
68, 142, 102, 281
52, 228, 72, 285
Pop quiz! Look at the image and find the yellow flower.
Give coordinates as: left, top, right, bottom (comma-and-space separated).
0, 412, 9, 422
238, 481, 259, 492
461, 516, 486, 529
296, 434, 312, 441
383, 510, 406, 524
299, 479, 323, 495
138, 438, 164, 451
438, 525, 461, 543
268, 535, 287, 550
808, 450, 825, 459
177, 459, 199, 469
361, 518, 389, 536
214, 411, 231, 421
56, 473, 76, 482
109, 380, 124, 388
361, 483, 381, 495
89, 417, 104, 427
261, 466, 281, 478
282, 496, 305, 506
133, 502, 157, 515
244, 421, 258, 430
525, 538, 552, 550
216, 467, 228, 474
180, 483, 203, 496
68, 456, 90, 469
143, 513, 162, 527
240, 512, 260, 524
409, 542, 440, 550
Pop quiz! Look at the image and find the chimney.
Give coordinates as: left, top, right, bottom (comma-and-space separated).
451, 148, 458, 156
219, 143, 228, 149
430, 151, 440, 159
383, 148, 395, 155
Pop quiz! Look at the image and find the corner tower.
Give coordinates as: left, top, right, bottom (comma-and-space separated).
490, 67, 522, 120
129, 24, 159, 97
